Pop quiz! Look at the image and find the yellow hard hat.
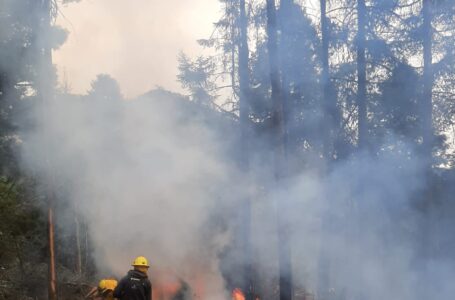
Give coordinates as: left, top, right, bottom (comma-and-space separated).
98, 279, 117, 291
98, 279, 107, 290
132, 256, 149, 267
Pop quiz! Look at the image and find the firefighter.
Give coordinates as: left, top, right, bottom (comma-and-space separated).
85, 278, 118, 300
113, 256, 152, 300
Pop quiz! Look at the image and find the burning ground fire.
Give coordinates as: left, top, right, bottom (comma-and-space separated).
232, 288, 246, 300
150, 271, 317, 300
150, 268, 225, 300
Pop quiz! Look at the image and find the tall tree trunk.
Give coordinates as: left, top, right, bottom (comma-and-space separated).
278, 0, 292, 152
419, 2, 434, 299
39, 1, 58, 299
422, 0, 433, 165
238, 0, 254, 299
321, 0, 330, 156
239, 0, 250, 142
231, 8, 237, 99
266, 1, 292, 300
320, 0, 338, 159
48, 202, 57, 300
356, 0, 367, 149
318, 2, 332, 298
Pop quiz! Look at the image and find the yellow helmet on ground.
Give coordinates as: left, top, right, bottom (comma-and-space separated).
132, 256, 149, 267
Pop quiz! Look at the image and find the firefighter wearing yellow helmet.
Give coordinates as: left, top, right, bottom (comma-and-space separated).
113, 256, 152, 300
85, 278, 118, 300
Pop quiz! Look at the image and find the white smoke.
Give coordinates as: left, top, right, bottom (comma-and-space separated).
21, 90, 247, 299
248, 141, 430, 300
21, 86, 454, 300
16, 1, 454, 297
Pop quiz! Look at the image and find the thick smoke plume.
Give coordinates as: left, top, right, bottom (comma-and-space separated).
21, 91, 248, 299
20, 86, 454, 300
15, 1, 455, 300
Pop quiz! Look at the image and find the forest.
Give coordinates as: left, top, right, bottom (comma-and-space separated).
0, 0, 455, 300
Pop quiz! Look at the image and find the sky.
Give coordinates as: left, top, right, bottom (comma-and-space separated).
53, 0, 220, 98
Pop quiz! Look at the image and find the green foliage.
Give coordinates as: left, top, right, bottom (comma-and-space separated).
0, 2, 54, 297
177, 53, 218, 106
370, 63, 421, 149
0, 176, 45, 268
0, 0, 455, 298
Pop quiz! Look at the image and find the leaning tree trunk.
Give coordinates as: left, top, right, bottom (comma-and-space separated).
356, 0, 367, 149
238, 0, 254, 299
266, 1, 292, 300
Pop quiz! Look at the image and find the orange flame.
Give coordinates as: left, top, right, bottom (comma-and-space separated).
151, 270, 183, 300
232, 288, 246, 300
